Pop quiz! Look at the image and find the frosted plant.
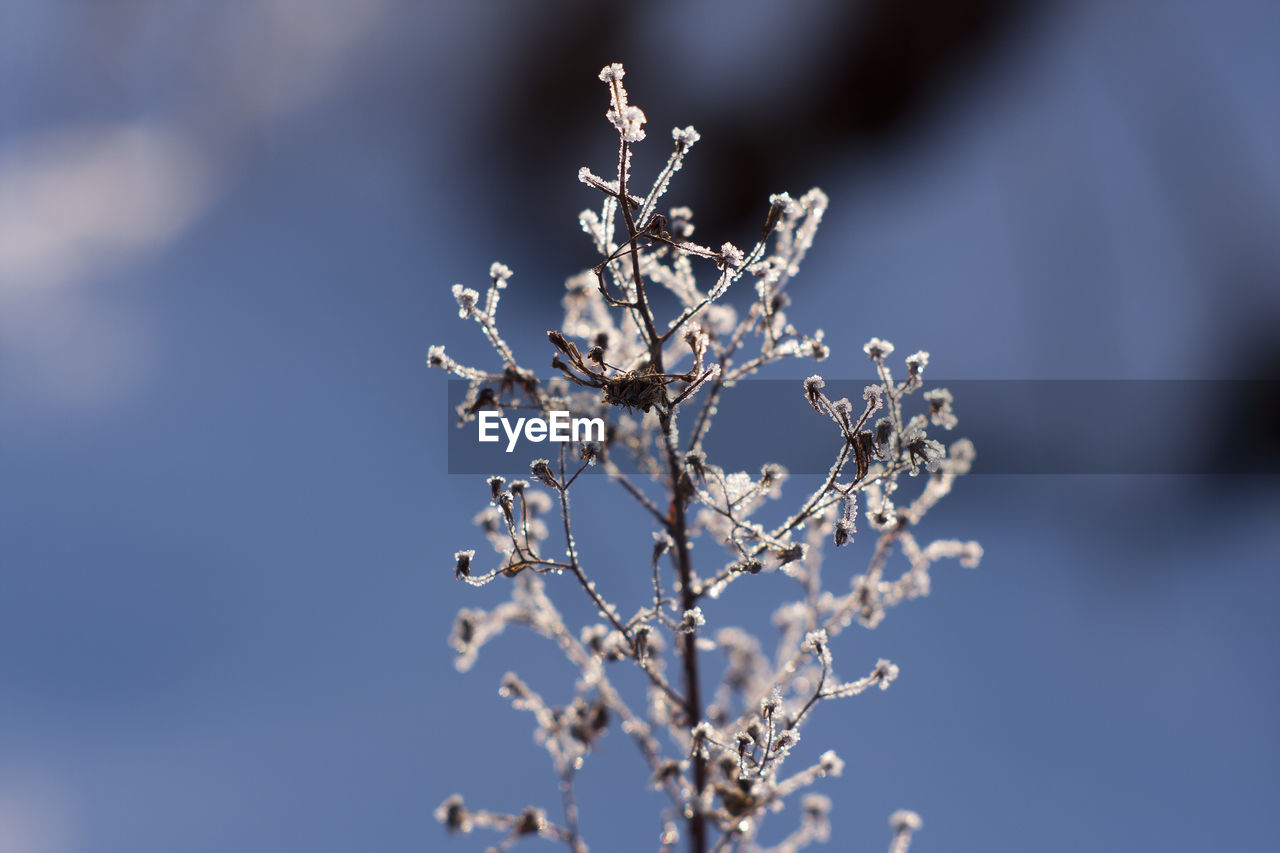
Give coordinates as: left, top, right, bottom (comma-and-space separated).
429, 62, 980, 853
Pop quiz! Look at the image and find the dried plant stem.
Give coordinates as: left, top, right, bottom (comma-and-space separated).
665, 417, 709, 853
432, 62, 979, 853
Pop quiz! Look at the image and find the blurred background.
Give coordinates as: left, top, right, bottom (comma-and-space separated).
2, 1, 1278, 851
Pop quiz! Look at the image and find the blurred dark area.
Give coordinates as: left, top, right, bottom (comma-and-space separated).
478, 0, 1040, 246
467, 0, 1280, 476
1, 2, 1278, 852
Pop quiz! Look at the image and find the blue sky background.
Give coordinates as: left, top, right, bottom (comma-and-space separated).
2, 2, 1278, 851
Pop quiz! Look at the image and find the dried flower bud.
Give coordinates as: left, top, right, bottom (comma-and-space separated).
774, 729, 799, 755
690, 721, 714, 760
761, 689, 781, 719
634, 624, 651, 662
873, 658, 900, 689
819, 750, 844, 775
487, 475, 505, 502
804, 375, 827, 413
452, 284, 480, 319
672, 125, 701, 148
776, 543, 806, 565
863, 383, 885, 415
874, 418, 895, 459
906, 434, 946, 475
488, 262, 513, 286
831, 397, 853, 430
905, 350, 929, 377
717, 242, 745, 270
426, 345, 450, 369
516, 807, 546, 835
599, 62, 647, 142
764, 192, 799, 236
801, 629, 828, 654
924, 387, 958, 430
834, 495, 856, 546
454, 549, 474, 580
863, 337, 895, 360
530, 459, 558, 488
435, 794, 471, 833
498, 671, 528, 700
680, 607, 706, 633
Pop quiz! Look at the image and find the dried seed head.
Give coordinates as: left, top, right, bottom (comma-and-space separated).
906, 434, 946, 474
863, 337, 895, 360
487, 475, 506, 502
774, 729, 799, 757
488, 262, 513, 286
516, 807, 546, 835
905, 350, 929, 376
873, 658, 900, 689
633, 624, 651, 662
804, 375, 827, 413
451, 284, 480, 319
435, 794, 471, 833
599, 62, 647, 142
925, 387, 958, 430
530, 459, 558, 488
454, 549, 474, 580
426, 345, 450, 369
776, 543, 806, 566
717, 242, 745, 270
863, 383, 885, 415
672, 125, 701, 148
680, 607, 706, 634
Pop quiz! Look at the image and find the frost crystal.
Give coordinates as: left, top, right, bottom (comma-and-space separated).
863, 337, 895, 359
680, 606, 706, 633
452, 283, 479, 319
488, 262, 513, 286
672, 125, 701, 148
873, 659, 900, 689
599, 62, 646, 142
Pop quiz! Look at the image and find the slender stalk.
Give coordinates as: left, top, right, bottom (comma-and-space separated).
614, 125, 708, 853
